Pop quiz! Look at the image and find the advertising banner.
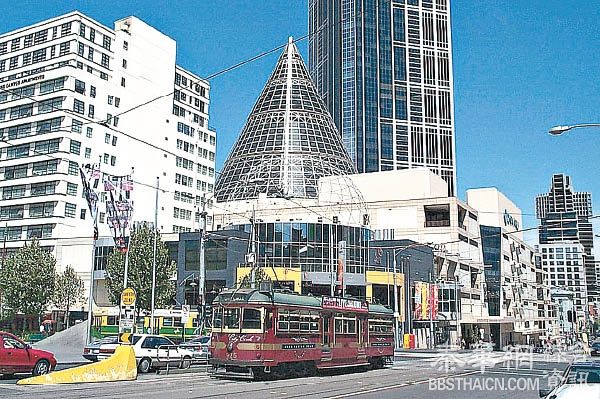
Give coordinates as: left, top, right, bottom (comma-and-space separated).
414, 282, 422, 320
421, 282, 428, 320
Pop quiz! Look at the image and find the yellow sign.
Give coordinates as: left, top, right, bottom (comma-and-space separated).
121, 288, 136, 306
119, 332, 132, 344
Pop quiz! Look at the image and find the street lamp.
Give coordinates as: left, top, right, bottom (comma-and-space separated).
548, 123, 600, 136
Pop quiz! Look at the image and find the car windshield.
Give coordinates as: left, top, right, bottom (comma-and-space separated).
186, 336, 210, 344
99, 336, 118, 344
565, 366, 600, 384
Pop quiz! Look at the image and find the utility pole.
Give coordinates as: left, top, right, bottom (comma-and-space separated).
150, 176, 159, 334
329, 224, 334, 296
198, 194, 207, 331
392, 254, 400, 350
429, 271, 434, 349
249, 206, 256, 289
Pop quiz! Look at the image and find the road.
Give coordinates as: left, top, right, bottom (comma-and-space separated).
0, 354, 569, 399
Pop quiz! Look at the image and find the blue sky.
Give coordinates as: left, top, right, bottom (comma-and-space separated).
2, 1, 600, 247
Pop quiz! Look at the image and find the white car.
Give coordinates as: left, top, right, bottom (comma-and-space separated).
97, 334, 193, 373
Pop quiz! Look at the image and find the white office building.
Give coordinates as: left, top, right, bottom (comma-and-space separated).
538, 242, 587, 318
0, 12, 216, 304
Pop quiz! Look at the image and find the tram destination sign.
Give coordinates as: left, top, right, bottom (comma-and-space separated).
322, 296, 368, 313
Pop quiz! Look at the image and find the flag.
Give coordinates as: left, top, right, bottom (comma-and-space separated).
121, 176, 133, 191
104, 179, 117, 192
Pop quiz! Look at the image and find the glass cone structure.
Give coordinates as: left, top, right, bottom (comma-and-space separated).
215, 39, 357, 203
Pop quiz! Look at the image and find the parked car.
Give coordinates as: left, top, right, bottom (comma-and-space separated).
97, 334, 194, 373
590, 342, 600, 357
539, 360, 600, 398
83, 336, 119, 362
179, 336, 211, 361
0, 331, 57, 376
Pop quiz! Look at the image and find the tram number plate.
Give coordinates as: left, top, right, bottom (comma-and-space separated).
371, 342, 392, 347
282, 343, 316, 350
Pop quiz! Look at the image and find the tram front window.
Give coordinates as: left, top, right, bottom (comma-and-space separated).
223, 308, 240, 330
241, 308, 262, 331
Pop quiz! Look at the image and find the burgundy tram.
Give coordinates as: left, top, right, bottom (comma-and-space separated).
209, 288, 395, 379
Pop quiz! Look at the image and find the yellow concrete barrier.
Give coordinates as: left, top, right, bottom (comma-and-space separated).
17, 345, 137, 385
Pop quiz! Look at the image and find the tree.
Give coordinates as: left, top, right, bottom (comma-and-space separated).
105, 224, 176, 313
239, 267, 270, 288
0, 239, 55, 319
53, 265, 85, 330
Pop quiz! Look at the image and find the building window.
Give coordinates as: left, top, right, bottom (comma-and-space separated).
9, 56, 19, 70
85, 147, 91, 159
123, 41, 128, 50
61, 22, 72, 36
86, 127, 93, 138
80, 208, 86, 219
102, 35, 111, 50
90, 85, 96, 98
65, 203, 76, 218
111, 136, 118, 146
68, 161, 79, 176
88, 104, 95, 118
110, 155, 116, 166
35, 139, 59, 154
87, 47, 94, 61
73, 99, 85, 114
105, 133, 110, 144
0, 205, 24, 220
77, 42, 84, 56
67, 182, 78, 196
101, 53, 109, 68
38, 98, 63, 114
75, 79, 86, 94
114, 97, 120, 108
71, 119, 83, 133
122, 59, 127, 68
7, 144, 30, 159
121, 77, 126, 87
29, 202, 54, 218
108, 95, 113, 105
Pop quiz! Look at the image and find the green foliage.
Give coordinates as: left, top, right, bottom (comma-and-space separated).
105, 224, 176, 311
0, 239, 56, 316
239, 267, 270, 288
53, 265, 85, 328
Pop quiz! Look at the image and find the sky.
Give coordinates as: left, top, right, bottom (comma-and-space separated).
1, 0, 599, 249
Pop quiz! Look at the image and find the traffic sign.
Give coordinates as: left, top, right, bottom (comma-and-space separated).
119, 332, 132, 344
121, 287, 136, 306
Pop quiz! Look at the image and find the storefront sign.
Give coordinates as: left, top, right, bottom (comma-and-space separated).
322, 296, 368, 313
503, 209, 519, 230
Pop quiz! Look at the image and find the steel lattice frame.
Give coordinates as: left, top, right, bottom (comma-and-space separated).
215, 41, 357, 203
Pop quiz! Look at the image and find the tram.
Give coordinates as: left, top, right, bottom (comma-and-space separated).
209, 288, 394, 379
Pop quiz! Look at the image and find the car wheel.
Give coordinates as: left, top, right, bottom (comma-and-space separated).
138, 357, 152, 373
33, 360, 50, 376
179, 356, 192, 369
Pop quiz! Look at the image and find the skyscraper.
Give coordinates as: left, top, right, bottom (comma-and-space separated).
308, 0, 456, 195
536, 174, 597, 302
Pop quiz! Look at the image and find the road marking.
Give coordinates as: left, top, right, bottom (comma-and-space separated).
321, 371, 479, 399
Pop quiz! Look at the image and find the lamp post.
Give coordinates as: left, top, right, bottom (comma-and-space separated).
548, 123, 600, 136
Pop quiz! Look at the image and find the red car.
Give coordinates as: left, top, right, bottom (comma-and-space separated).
0, 331, 57, 376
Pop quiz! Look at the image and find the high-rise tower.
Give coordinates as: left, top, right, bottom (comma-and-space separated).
536, 174, 597, 303
308, 0, 456, 195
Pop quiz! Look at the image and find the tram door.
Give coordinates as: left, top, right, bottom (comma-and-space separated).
357, 318, 366, 360
321, 314, 332, 361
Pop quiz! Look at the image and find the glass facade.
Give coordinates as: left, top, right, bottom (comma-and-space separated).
480, 225, 501, 316
227, 222, 371, 274
309, 0, 456, 194
215, 42, 356, 202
